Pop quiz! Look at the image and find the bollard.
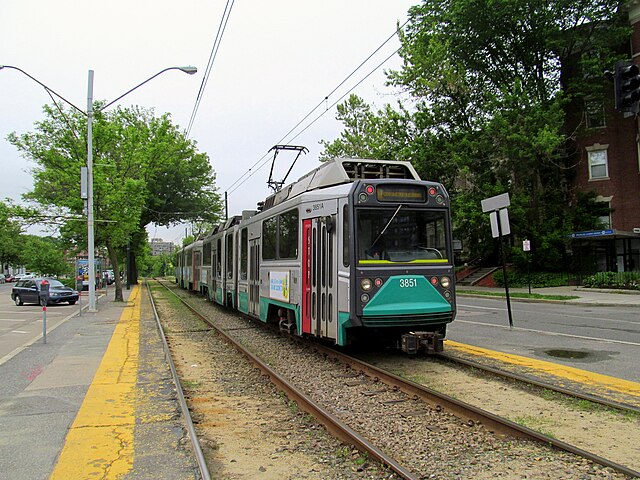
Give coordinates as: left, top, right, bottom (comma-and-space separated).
42, 304, 47, 344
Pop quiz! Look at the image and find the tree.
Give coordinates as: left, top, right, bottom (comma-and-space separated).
0, 201, 22, 273
19, 235, 72, 277
9, 104, 222, 300
322, 0, 626, 269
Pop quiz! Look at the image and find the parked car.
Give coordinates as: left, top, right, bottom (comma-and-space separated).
5, 274, 15, 282
0, 275, 5, 284
11, 278, 79, 306
13, 273, 35, 282
104, 270, 115, 285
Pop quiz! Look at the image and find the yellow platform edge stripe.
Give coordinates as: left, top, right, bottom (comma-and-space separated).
50, 286, 141, 479
445, 340, 640, 398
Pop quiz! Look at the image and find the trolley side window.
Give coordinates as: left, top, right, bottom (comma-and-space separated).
262, 209, 299, 261
203, 242, 212, 266
262, 217, 277, 260
279, 209, 299, 259
240, 228, 248, 280
216, 239, 222, 278
226, 233, 234, 278
342, 204, 350, 268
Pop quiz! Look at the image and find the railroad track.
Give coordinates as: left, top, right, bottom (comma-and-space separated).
434, 351, 640, 415
154, 279, 639, 479
145, 282, 212, 480
150, 280, 416, 479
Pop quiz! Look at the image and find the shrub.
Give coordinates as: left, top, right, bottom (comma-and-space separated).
493, 270, 570, 288
582, 272, 640, 290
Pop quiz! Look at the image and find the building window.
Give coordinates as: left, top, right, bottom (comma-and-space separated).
598, 202, 612, 229
585, 99, 605, 128
587, 145, 609, 180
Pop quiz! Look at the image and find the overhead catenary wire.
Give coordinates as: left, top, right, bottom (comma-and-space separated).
226, 45, 404, 196
186, 0, 235, 137
224, 20, 410, 196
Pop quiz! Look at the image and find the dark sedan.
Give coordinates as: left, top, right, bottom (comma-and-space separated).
11, 278, 79, 306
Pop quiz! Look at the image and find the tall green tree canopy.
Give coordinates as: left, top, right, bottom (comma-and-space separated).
19, 235, 72, 277
9, 103, 222, 299
321, 0, 625, 269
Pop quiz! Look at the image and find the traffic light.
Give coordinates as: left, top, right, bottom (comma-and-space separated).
614, 61, 640, 113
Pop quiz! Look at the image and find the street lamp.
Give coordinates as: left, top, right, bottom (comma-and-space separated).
1, 65, 197, 311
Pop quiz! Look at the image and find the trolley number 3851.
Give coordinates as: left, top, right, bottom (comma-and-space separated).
399, 278, 418, 288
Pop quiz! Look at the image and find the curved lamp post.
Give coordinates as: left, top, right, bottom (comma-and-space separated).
1, 65, 197, 311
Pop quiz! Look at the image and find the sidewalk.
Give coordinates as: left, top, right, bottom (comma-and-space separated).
456, 284, 640, 307
0, 285, 199, 479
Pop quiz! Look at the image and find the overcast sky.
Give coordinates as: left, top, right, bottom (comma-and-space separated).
1, 0, 417, 244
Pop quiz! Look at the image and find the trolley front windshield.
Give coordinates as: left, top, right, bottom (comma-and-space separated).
356, 207, 449, 263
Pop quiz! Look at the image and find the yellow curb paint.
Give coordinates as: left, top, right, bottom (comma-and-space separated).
50, 286, 141, 479
445, 340, 640, 398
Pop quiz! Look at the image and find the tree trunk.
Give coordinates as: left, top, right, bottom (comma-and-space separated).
106, 240, 124, 302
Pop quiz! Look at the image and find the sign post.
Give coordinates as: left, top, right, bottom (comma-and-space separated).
523, 239, 531, 294
481, 193, 514, 328
76, 275, 84, 317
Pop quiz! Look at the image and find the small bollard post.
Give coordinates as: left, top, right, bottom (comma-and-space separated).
39, 279, 50, 344
42, 304, 47, 344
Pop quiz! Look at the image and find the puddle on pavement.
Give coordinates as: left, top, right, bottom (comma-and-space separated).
545, 349, 590, 359
534, 348, 618, 363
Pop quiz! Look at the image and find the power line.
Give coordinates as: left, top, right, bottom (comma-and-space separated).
225, 20, 409, 196
186, 0, 235, 136
227, 47, 400, 196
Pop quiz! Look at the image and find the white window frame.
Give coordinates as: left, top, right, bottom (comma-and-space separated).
586, 144, 609, 180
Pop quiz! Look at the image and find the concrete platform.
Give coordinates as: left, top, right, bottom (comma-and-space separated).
0, 285, 199, 479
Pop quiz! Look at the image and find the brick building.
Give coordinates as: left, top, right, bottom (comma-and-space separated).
565, 2, 640, 272
149, 238, 174, 256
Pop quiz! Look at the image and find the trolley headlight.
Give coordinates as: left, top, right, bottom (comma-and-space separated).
361, 278, 373, 291
441, 276, 451, 289
361, 293, 370, 303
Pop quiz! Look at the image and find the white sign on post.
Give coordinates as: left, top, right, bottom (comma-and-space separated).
481, 192, 510, 213
523, 239, 531, 251
489, 208, 510, 238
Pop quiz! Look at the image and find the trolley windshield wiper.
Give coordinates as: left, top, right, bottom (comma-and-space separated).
368, 204, 403, 252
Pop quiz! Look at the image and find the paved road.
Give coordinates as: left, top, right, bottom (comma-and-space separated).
450, 295, 640, 382
0, 284, 84, 363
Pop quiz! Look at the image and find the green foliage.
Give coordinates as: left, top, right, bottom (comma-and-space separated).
0, 201, 22, 270
19, 235, 73, 277
492, 270, 570, 288
8, 103, 223, 300
320, 0, 626, 270
319, 95, 414, 163
140, 254, 173, 277
582, 272, 640, 290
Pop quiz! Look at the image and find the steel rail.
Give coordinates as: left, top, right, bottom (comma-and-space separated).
145, 282, 212, 480
316, 344, 640, 479
155, 280, 418, 480
436, 351, 640, 415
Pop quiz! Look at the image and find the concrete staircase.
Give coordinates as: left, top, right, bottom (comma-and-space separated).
456, 267, 499, 286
